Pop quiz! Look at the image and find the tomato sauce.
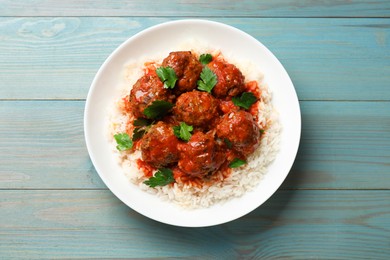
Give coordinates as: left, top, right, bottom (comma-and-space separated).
136, 159, 155, 178
121, 51, 263, 187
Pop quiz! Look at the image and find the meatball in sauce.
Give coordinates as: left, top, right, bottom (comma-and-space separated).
162, 51, 203, 94
141, 121, 179, 168
216, 110, 261, 156
177, 132, 225, 177
175, 90, 219, 128
207, 60, 245, 98
129, 73, 174, 118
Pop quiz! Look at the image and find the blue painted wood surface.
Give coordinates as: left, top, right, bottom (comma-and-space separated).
0, 1, 389, 259
1, 0, 390, 17
1, 190, 389, 258
0, 17, 389, 100
1, 101, 389, 189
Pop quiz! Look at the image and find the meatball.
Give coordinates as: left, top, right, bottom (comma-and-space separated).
216, 110, 260, 155
175, 90, 219, 127
177, 132, 225, 177
141, 121, 179, 168
129, 73, 173, 118
207, 60, 245, 98
162, 51, 203, 94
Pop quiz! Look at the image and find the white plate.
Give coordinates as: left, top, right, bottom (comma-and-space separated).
84, 19, 301, 227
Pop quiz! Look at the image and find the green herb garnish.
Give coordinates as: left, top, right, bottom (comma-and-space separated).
232, 92, 257, 109
156, 66, 177, 89
260, 129, 265, 135
114, 133, 133, 151
132, 118, 153, 141
133, 118, 153, 127
229, 158, 246, 168
143, 168, 175, 188
132, 128, 146, 141
224, 138, 233, 149
143, 100, 174, 119
173, 122, 193, 141
199, 53, 212, 65
197, 66, 217, 93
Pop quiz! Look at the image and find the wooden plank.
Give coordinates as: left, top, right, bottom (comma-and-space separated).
0, 190, 389, 258
282, 101, 390, 189
0, 17, 389, 100
0, 101, 105, 189
1, 0, 390, 17
0, 100, 389, 189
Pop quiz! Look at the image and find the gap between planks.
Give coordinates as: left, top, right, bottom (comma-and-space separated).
0, 15, 390, 18
1, 99, 390, 102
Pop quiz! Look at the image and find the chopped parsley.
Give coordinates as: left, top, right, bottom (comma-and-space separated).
223, 138, 233, 149
199, 53, 212, 65
173, 122, 193, 141
132, 118, 153, 141
143, 168, 175, 188
132, 127, 146, 141
232, 92, 257, 109
229, 158, 246, 168
197, 66, 217, 93
156, 66, 177, 89
133, 118, 153, 127
114, 133, 133, 151
143, 100, 174, 119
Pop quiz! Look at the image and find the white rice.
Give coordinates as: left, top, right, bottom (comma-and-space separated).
108, 42, 281, 209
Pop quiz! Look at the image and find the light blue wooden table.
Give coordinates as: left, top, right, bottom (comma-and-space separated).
1, 1, 390, 258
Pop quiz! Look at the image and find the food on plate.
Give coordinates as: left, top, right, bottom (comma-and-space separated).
162, 51, 203, 94
177, 131, 225, 177
207, 60, 245, 98
174, 90, 219, 128
140, 121, 180, 168
129, 73, 175, 118
216, 110, 261, 156
109, 47, 280, 208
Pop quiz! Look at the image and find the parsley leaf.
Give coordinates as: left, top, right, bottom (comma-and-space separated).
133, 118, 153, 127
260, 129, 265, 135
232, 92, 257, 109
132, 118, 153, 141
199, 53, 212, 65
224, 138, 233, 149
173, 122, 193, 141
114, 133, 133, 151
132, 127, 146, 141
143, 168, 175, 188
229, 158, 246, 168
143, 100, 174, 119
156, 66, 177, 89
197, 66, 217, 93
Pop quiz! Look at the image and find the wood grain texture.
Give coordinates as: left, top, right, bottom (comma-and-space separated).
1, 0, 390, 17
1, 1, 389, 257
0, 17, 389, 100
0, 101, 104, 189
283, 101, 390, 189
0, 101, 389, 189
0, 190, 389, 258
